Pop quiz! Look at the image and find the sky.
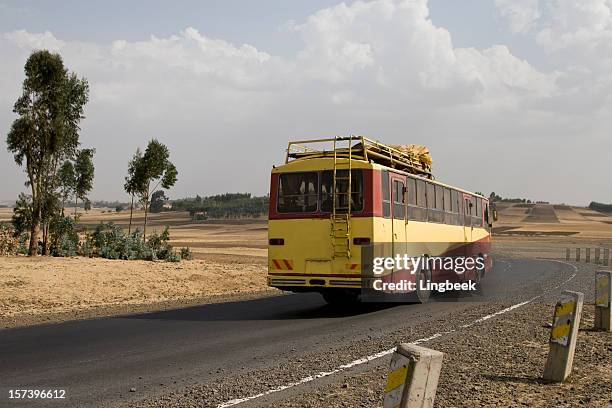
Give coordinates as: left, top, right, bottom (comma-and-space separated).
1, 0, 611, 206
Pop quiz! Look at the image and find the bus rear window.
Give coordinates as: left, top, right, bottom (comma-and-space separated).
321, 170, 364, 213
277, 172, 318, 213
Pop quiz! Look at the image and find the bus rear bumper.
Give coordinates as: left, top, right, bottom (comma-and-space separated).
268, 274, 362, 291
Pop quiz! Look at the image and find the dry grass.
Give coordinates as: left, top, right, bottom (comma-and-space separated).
0, 210, 269, 327
0, 256, 266, 318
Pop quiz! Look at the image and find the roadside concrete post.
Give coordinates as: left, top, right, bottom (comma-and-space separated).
383, 344, 444, 408
565, 248, 570, 261
595, 248, 601, 264
543, 291, 584, 382
604, 248, 610, 267
576, 248, 581, 262
586, 248, 591, 263
594, 271, 612, 331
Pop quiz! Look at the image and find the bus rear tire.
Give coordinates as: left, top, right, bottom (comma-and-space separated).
471, 253, 485, 294
415, 268, 431, 304
321, 290, 359, 305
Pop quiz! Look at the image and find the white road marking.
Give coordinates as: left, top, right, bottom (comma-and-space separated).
216, 260, 578, 408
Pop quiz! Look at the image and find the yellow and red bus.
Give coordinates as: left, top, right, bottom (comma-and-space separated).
267, 136, 492, 304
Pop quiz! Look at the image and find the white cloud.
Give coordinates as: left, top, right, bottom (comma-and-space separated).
532, 0, 612, 113
294, 0, 554, 108
3, 30, 65, 51
535, 0, 612, 67
0, 0, 611, 204
495, 0, 541, 33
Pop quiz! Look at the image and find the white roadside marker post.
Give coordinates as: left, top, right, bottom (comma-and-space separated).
383, 344, 444, 408
594, 271, 612, 331
543, 290, 584, 382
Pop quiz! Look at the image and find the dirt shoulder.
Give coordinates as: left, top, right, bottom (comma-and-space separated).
0, 255, 271, 329
271, 302, 611, 408
271, 262, 612, 408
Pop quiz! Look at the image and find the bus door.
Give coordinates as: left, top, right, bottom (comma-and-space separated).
391, 174, 407, 272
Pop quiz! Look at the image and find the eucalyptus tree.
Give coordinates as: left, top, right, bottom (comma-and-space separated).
73, 148, 95, 218
149, 190, 168, 213
6, 50, 89, 255
58, 161, 76, 215
124, 148, 144, 235
137, 139, 178, 241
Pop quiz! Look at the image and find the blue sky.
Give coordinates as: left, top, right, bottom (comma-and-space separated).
1, 0, 611, 205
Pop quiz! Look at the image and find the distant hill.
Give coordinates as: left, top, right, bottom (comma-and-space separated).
589, 201, 612, 213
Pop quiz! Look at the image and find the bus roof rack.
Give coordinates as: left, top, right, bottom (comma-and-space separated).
285, 135, 433, 179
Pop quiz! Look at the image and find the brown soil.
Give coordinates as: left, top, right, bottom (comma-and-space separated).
0, 256, 268, 328
0, 211, 269, 328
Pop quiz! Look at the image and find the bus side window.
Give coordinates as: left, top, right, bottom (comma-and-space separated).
407, 178, 417, 206
382, 171, 391, 218
392, 179, 405, 220
451, 189, 459, 225
414, 179, 427, 221
407, 177, 417, 220
475, 198, 483, 227
426, 182, 435, 222
464, 195, 472, 226
434, 185, 444, 223
443, 187, 451, 224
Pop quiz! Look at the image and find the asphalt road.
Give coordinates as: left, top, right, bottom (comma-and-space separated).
0, 258, 577, 408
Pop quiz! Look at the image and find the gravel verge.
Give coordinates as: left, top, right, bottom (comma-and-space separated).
272, 303, 611, 408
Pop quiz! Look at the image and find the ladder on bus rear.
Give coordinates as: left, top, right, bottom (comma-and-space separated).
331, 136, 353, 259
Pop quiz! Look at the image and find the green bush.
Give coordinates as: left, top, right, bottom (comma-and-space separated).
8, 219, 183, 262
49, 216, 79, 257
0, 224, 19, 255
56, 234, 78, 257
80, 234, 94, 257
17, 233, 29, 255
180, 246, 193, 260
166, 251, 181, 262
85, 222, 180, 262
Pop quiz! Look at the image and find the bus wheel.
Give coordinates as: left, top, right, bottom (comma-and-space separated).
322, 291, 359, 305
415, 268, 431, 304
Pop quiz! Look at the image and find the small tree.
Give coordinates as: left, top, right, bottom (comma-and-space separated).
58, 161, 76, 215
149, 190, 168, 213
73, 148, 95, 219
136, 139, 178, 241
12, 193, 33, 237
124, 148, 144, 235
40, 192, 61, 254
